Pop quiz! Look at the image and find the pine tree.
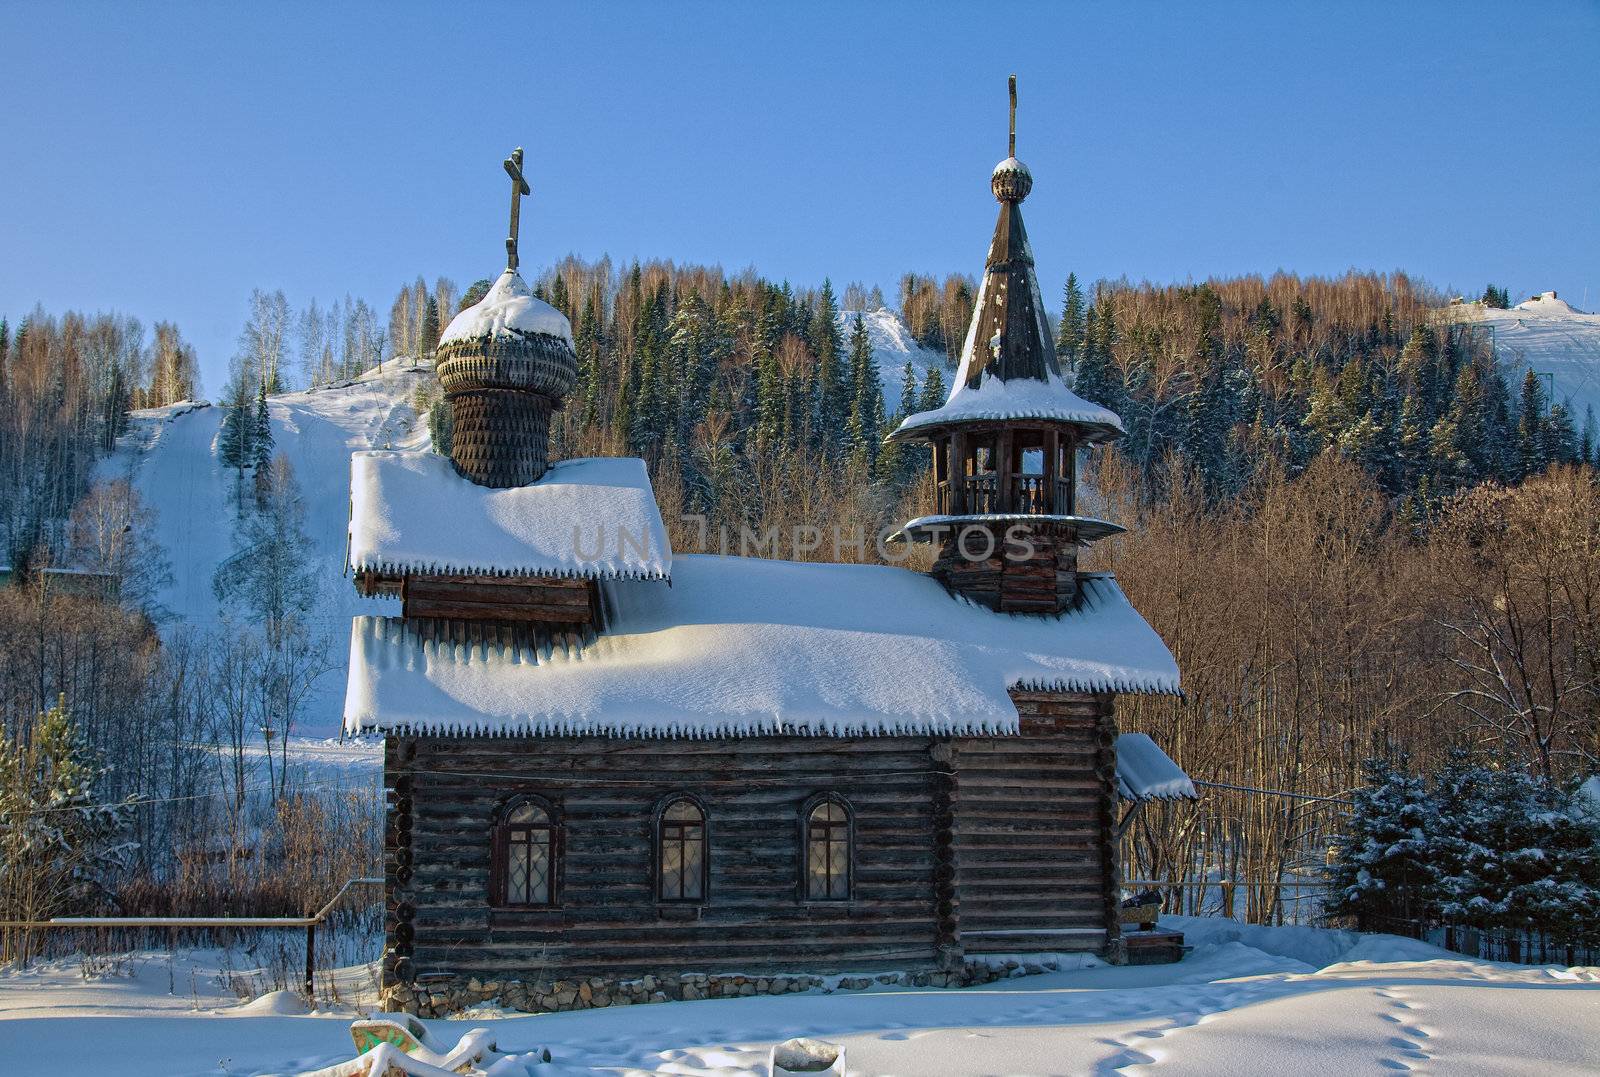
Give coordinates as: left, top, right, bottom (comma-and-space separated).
1447, 362, 1491, 484
1580, 405, 1597, 466
918, 366, 947, 413
419, 296, 441, 357
1515, 369, 1548, 479
251, 383, 275, 508
0, 695, 135, 926
1543, 403, 1577, 466
217, 383, 247, 469
845, 314, 884, 472
459, 278, 493, 312
1324, 754, 1436, 931
898, 359, 918, 418
575, 288, 602, 426
1396, 395, 1428, 491
1056, 272, 1086, 362
252, 383, 274, 469
810, 280, 848, 449
1071, 316, 1122, 410
753, 342, 784, 449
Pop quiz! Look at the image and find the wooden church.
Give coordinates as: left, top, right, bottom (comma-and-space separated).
345, 86, 1191, 1017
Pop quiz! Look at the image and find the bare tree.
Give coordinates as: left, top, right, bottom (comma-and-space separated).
65, 478, 173, 616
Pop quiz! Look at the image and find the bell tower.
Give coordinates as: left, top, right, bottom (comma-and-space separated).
887, 77, 1125, 614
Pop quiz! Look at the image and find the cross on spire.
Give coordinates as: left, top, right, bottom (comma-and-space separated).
1008, 75, 1017, 158
503, 147, 531, 272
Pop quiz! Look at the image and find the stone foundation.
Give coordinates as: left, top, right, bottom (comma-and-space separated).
383, 957, 1078, 1018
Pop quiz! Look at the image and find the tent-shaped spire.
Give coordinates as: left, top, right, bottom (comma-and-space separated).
889, 78, 1121, 444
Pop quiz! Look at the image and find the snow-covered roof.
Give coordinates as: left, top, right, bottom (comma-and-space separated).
344, 558, 1180, 736
440, 269, 574, 348
892, 372, 1125, 441
1115, 733, 1199, 802
347, 452, 671, 581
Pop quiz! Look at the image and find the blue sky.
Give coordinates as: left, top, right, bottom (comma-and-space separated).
3, 1, 1597, 392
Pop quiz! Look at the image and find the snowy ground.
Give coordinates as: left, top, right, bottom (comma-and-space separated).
1, 917, 1595, 1076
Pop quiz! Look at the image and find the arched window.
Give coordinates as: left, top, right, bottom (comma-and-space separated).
492, 796, 556, 907
657, 796, 707, 903
804, 797, 852, 901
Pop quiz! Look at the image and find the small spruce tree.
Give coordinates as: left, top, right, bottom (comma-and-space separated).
1325, 754, 1436, 931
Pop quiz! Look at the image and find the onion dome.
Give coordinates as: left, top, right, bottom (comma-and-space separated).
991, 156, 1033, 203
436, 268, 578, 488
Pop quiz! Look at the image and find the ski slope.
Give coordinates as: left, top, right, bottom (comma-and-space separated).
1446, 292, 1600, 424
100, 363, 432, 737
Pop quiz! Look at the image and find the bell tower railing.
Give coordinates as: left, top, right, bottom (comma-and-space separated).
933, 473, 1074, 516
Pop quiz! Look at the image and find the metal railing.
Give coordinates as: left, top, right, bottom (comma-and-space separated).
0, 875, 382, 996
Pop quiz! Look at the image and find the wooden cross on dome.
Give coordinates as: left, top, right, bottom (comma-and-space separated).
503, 147, 531, 272
1008, 74, 1017, 158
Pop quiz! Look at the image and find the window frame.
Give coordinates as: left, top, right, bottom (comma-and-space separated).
490, 794, 560, 909
653, 793, 710, 906
800, 793, 854, 903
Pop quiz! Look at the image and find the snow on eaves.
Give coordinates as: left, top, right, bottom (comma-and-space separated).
894, 514, 1125, 544
440, 269, 574, 348
344, 558, 1180, 737
348, 452, 671, 581
1115, 732, 1199, 802
892, 371, 1125, 440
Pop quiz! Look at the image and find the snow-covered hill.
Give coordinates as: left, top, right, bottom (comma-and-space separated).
100, 363, 433, 736
838, 307, 952, 412
1446, 291, 1600, 423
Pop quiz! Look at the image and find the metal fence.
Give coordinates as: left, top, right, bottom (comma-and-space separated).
1128, 878, 1332, 926
0, 876, 382, 997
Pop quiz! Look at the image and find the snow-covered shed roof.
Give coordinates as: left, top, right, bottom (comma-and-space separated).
1115, 733, 1199, 802
344, 558, 1180, 737
348, 451, 671, 581
440, 269, 574, 348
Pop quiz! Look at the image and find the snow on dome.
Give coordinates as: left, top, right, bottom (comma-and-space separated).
440, 269, 574, 348
1115, 733, 1198, 802
893, 371, 1124, 440
993, 156, 1031, 177
348, 451, 670, 580
344, 560, 1180, 737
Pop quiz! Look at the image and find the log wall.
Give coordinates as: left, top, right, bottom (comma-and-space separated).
381, 690, 1121, 992
951, 691, 1121, 956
